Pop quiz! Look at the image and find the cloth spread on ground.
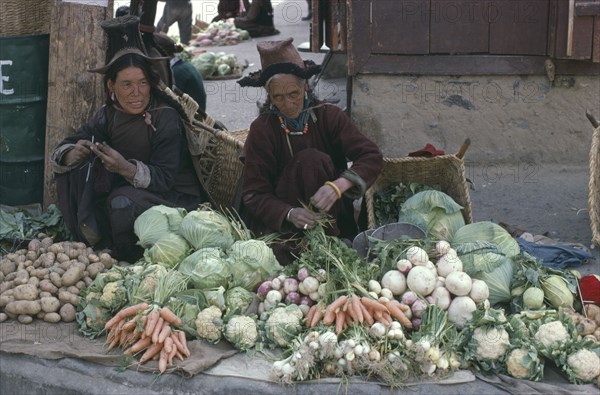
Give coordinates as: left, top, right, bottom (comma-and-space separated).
516, 234, 594, 268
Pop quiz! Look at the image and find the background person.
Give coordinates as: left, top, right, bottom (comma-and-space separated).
52, 16, 210, 262
236, 38, 383, 263
156, 0, 193, 45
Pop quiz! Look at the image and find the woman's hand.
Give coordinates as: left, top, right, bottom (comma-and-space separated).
62, 139, 94, 166
287, 207, 322, 231
309, 178, 353, 212
90, 142, 136, 179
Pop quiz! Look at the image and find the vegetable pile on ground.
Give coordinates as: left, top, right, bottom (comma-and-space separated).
1, 234, 116, 325
191, 21, 250, 47
191, 51, 243, 79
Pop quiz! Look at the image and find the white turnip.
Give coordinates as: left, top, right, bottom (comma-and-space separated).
401, 291, 419, 305
469, 279, 490, 303
368, 279, 382, 294
406, 266, 437, 296
447, 296, 477, 329
427, 287, 452, 310
396, 259, 412, 274
406, 246, 429, 266
302, 276, 319, 294
444, 271, 472, 296
411, 298, 428, 318
381, 270, 407, 296
435, 240, 451, 256
436, 253, 463, 277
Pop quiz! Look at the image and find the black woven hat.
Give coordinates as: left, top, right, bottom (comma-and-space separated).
89, 15, 168, 74
237, 38, 321, 87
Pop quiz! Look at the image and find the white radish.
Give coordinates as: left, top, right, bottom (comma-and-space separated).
436, 240, 451, 256
368, 279, 382, 294
396, 259, 412, 274
447, 296, 477, 329
469, 279, 490, 303
436, 253, 463, 277
406, 266, 437, 296
445, 271, 472, 296
369, 322, 387, 338
381, 270, 407, 296
427, 286, 452, 310
406, 246, 429, 265
380, 287, 394, 300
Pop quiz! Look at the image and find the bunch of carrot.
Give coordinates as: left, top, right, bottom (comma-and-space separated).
305, 295, 412, 334
104, 302, 191, 373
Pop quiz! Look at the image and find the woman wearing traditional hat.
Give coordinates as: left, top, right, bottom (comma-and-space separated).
51, 16, 210, 262
237, 38, 383, 263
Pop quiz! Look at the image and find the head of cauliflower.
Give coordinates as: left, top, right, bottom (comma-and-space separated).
224, 315, 259, 350
473, 327, 510, 361
565, 348, 600, 383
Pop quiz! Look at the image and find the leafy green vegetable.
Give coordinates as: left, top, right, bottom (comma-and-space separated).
398, 190, 465, 242
143, 232, 190, 268
179, 209, 235, 250
178, 247, 230, 290
0, 204, 69, 245
373, 182, 438, 227
226, 239, 282, 290
451, 221, 520, 258
134, 205, 187, 249
224, 286, 254, 318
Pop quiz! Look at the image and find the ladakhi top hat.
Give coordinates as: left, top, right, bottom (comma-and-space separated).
89, 15, 168, 74
237, 38, 321, 87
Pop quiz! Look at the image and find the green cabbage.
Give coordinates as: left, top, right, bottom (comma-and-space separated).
226, 240, 283, 290
178, 247, 230, 290
134, 205, 187, 248
455, 241, 515, 306
179, 209, 235, 250
217, 63, 232, 76
451, 221, 520, 258
143, 233, 190, 268
224, 286, 254, 317
398, 190, 466, 241
191, 52, 217, 78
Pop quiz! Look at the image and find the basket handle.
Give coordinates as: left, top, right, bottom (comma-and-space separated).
455, 138, 471, 159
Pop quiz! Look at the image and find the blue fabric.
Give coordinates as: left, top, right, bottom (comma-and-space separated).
516, 237, 594, 268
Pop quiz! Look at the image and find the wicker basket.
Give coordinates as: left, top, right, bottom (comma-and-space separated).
187, 115, 248, 210
365, 155, 473, 230
589, 126, 600, 247
0, 0, 51, 37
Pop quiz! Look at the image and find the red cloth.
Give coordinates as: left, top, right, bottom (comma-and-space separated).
408, 143, 445, 157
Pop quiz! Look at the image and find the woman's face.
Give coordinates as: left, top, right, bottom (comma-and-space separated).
107, 66, 151, 115
268, 74, 305, 119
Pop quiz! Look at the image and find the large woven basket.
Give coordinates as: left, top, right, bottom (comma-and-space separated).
187, 115, 247, 210
0, 0, 51, 37
365, 155, 473, 230
589, 126, 600, 247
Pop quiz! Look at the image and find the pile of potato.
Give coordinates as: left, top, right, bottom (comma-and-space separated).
0, 235, 117, 324
564, 304, 600, 342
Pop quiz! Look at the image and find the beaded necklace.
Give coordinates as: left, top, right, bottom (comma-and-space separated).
278, 115, 308, 135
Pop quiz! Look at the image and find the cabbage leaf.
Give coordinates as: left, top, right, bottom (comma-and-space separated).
134, 205, 187, 249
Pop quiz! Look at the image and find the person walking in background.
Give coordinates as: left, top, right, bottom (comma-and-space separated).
156, 0, 193, 45
153, 33, 207, 113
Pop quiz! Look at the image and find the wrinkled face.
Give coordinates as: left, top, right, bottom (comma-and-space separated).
107, 66, 151, 115
267, 74, 305, 119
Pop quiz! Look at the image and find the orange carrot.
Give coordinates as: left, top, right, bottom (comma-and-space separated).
159, 306, 182, 327
323, 295, 348, 325
352, 295, 364, 323
171, 331, 185, 354
130, 336, 152, 354
145, 309, 160, 337
105, 303, 149, 329
177, 331, 190, 357
122, 318, 137, 332
158, 347, 168, 373
167, 338, 178, 365
345, 299, 357, 322
157, 322, 172, 344
152, 317, 164, 344
359, 301, 374, 325
361, 297, 389, 313
310, 307, 323, 328
164, 336, 173, 354
175, 350, 185, 361
335, 310, 346, 334
305, 305, 317, 327
345, 310, 353, 326
385, 302, 413, 328
374, 310, 392, 326
139, 342, 163, 363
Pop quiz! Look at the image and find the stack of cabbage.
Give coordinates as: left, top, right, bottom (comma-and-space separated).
191, 51, 240, 78
133, 205, 282, 292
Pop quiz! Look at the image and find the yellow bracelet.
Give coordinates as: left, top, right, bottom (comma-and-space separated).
325, 181, 342, 199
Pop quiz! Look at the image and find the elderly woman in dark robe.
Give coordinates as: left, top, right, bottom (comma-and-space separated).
237, 38, 383, 263
52, 16, 209, 262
